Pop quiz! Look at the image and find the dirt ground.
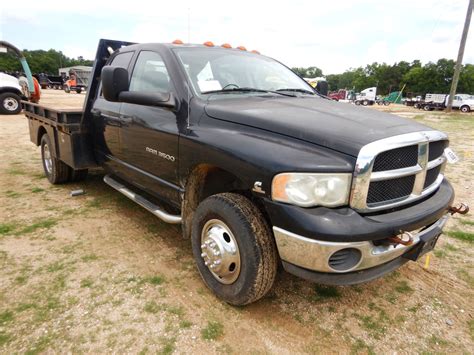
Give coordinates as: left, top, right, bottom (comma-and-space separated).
0, 91, 473, 354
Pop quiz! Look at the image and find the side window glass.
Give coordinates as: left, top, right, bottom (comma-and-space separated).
129, 51, 172, 93
110, 51, 134, 69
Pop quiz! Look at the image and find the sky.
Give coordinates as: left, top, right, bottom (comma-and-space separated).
1, 0, 473, 74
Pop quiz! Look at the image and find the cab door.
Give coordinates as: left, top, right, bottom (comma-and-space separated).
91, 50, 134, 165
119, 50, 180, 203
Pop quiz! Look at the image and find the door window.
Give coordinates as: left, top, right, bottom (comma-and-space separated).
130, 51, 172, 93
110, 51, 134, 69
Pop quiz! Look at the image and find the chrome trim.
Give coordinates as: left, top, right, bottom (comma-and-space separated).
103, 175, 182, 224
371, 165, 422, 181
273, 214, 449, 273
427, 156, 446, 169
350, 131, 448, 212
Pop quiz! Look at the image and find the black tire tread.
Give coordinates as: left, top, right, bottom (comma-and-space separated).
194, 193, 278, 305
41, 134, 70, 184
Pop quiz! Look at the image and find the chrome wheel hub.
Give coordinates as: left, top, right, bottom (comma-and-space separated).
3, 97, 18, 111
43, 143, 52, 174
200, 219, 241, 284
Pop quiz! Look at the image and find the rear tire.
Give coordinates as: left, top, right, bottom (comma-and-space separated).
76, 89, 82, 94
0, 92, 21, 115
191, 193, 278, 306
423, 105, 431, 111
362, 100, 369, 106
64, 85, 70, 93
40, 134, 70, 184
460, 105, 470, 113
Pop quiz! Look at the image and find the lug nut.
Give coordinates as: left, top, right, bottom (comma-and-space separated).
201, 253, 207, 258
214, 260, 221, 265
201, 244, 207, 249
204, 261, 209, 266
210, 264, 215, 269
213, 251, 220, 256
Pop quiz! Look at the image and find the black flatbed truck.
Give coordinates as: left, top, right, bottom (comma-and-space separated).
22, 39, 467, 305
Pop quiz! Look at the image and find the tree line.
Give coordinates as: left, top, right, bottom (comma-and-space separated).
0, 49, 93, 75
1, 48, 473, 96
293, 59, 474, 96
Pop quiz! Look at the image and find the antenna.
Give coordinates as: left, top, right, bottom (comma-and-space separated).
187, 8, 190, 43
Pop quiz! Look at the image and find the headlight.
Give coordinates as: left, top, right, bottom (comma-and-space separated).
272, 173, 352, 207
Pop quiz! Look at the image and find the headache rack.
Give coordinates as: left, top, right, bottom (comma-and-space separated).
350, 131, 448, 213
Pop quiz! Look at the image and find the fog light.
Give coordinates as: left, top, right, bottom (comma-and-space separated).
328, 248, 362, 271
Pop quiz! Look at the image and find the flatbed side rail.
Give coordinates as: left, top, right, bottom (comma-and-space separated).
22, 101, 83, 126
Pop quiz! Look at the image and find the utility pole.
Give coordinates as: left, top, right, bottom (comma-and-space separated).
446, 0, 473, 112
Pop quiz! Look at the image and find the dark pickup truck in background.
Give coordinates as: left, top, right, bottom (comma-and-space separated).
22, 39, 468, 306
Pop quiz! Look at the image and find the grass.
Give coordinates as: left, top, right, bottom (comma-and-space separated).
0, 310, 14, 325
144, 301, 160, 314
459, 219, 474, 227
201, 320, 224, 340
159, 336, 176, 355
0, 332, 11, 346
469, 319, 474, 341
80, 278, 94, 288
143, 275, 165, 285
394, 280, 414, 294
311, 285, 341, 302
351, 338, 375, 355
14, 218, 57, 235
179, 320, 192, 329
446, 230, 474, 243
0, 223, 15, 236
7, 168, 26, 176
81, 254, 99, 262
428, 334, 449, 347
5, 190, 21, 198
31, 187, 44, 193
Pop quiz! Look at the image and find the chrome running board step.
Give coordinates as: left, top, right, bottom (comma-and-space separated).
103, 175, 182, 224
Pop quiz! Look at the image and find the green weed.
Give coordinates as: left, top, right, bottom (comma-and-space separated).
446, 230, 474, 243
201, 320, 224, 340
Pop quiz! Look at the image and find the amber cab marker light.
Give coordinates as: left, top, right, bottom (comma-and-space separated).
221, 43, 232, 48
203, 41, 215, 47
237, 46, 247, 51
251, 50, 260, 54
172, 39, 183, 44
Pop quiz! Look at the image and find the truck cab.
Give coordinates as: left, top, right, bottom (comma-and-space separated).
22, 39, 466, 306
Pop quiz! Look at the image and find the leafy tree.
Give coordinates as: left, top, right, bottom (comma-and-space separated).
0, 48, 93, 75
292, 66, 323, 78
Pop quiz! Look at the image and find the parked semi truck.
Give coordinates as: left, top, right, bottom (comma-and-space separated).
22, 39, 468, 305
354, 87, 376, 106
417, 93, 474, 113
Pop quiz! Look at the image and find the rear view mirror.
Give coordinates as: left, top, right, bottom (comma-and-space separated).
102, 66, 129, 102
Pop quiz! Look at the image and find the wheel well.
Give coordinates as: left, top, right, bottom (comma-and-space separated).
181, 165, 247, 238
0, 87, 23, 97
36, 126, 47, 146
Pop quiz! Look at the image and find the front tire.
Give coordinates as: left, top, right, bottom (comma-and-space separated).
191, 193, 278, 306
40, 134, 70, 184
0, 92, 21, 115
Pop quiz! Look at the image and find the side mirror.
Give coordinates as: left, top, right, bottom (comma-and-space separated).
118, 91, 176, 109
101, 66, 129, 102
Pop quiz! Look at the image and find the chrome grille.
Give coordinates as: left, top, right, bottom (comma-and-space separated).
350, 131, 448, 212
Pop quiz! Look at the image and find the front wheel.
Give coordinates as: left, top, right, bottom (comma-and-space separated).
460, 105, 470, 113
41, 134, 70, 184
0, 92, 21, 115
191, 193, 278, 306
362, 100, 369, 106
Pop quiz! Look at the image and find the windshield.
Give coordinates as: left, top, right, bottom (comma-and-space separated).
174, 48, 314, 97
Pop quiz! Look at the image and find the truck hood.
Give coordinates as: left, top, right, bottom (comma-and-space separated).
204, 96, 431, 157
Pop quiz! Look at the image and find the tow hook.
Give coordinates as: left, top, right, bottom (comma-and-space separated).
388, 231, 414, 246
448, 203, 470, 216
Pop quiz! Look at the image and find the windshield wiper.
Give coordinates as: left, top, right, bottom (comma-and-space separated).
276, 88, 315, 95
202, 87, 296, 97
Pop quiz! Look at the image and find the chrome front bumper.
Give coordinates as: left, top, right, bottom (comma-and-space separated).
273, 214, 449, 273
